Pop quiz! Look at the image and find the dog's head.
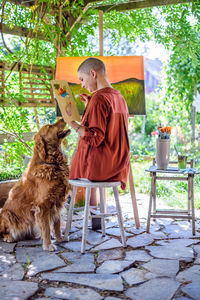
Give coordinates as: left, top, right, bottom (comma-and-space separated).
34, 119, 71, 160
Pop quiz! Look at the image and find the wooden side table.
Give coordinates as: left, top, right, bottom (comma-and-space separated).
146, 159, 199, 235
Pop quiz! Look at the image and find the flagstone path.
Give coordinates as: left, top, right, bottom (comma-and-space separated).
0, 193, 200, 300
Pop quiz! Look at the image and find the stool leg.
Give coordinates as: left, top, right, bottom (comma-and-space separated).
188, 175, 191, 222
113, 186, 127, 247
147, 175, 154, 233
153, 174, 156, 221
99, 187, 106, 237
64, 186, 77, 241
81, 187, 91, 254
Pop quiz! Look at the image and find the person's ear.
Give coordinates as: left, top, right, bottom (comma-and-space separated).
90, 69, 97, 79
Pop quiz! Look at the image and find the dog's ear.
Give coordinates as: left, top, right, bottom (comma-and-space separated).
34, 134, 46, 160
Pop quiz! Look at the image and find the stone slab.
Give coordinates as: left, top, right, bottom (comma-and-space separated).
68, 230, 83, 241
34, 298, 59, 300
72, 220, 84, 229
0, 280, 38, 300
69, 226, 80, 233
125, 250, 152, 262
91, 238, 123, 252
142, 258, 179, 277
0, 252, 16, 273
182, 281, 200, 300
127, 233, 154, 248
61, 251, 94, 263
96, 259, 133, 274
163, 224, 200, 239
123, 220, 136, 228
104, 298, 122, 300
149, 231, 167, 240
85, 230, 110, 246
17, 239, 42, 246
104, 220, 118, 229
155, 219, 173, 226
0, 241, 16, 253
125, 277, 180, 300
54, 262, 95, 273
176, 265, 200, 282
105, 227, 133, 238
0, 263, 24, 280
54, 253, 95, 273
128, 227, 146, 235
16, 246, 47, 263
41, 273, 124, 291
121, 268, 155, 285
174, 297, 191, 300
45, 287, 103, 300
97, 249, 124, 264
61, 241, 92, 252
27, 253, 66, 276
193, 244, 200, 256
146, 239, 199, 261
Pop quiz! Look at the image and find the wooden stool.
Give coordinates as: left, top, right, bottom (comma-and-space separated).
64, 179, 127, 253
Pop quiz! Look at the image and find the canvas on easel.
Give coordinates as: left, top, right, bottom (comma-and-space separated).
51, 79, 81, 124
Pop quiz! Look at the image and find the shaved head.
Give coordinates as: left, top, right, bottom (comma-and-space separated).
78, 57, 106, 75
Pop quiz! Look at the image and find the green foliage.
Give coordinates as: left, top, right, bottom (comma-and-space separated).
152, 2, 200, 111
0, 164, 23, 181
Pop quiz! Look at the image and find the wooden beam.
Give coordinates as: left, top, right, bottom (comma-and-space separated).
99, 10, 103, 56
92, 0, 192, 12
0, 132, 36, 144
0, 23, 49, 41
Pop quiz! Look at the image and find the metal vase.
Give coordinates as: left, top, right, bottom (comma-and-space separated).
156, 139, 170, 169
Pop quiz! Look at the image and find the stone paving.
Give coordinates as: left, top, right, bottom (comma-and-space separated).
0, 193, 200, 300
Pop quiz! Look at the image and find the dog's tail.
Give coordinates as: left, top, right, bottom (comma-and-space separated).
0, 210, 5, 235
0, 209, 21, 236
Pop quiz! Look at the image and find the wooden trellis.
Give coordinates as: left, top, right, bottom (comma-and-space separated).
0, 61, 55, 107
19, 64, 55, 107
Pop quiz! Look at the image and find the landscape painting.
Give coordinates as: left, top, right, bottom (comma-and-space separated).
56, 56, 145, 115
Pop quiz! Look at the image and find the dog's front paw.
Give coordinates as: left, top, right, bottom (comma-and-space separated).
43, 243, 57, 251
3, 234, 14, 243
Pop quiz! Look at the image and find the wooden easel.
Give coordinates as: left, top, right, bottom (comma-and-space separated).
99, 11, 140, 229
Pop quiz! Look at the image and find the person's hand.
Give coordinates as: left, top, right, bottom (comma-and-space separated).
80, 94, 91, 105
70, 120, 85, 137
66, 102, 72, 116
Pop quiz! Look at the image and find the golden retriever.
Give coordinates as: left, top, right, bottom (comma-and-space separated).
0, 119, 71, 251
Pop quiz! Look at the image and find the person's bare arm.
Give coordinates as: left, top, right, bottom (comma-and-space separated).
66, 102, 85, 136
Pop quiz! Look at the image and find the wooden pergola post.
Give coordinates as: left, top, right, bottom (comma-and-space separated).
99, 10, 103, 56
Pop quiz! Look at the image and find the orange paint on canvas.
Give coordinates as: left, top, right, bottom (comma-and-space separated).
56, 56, 144, 84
